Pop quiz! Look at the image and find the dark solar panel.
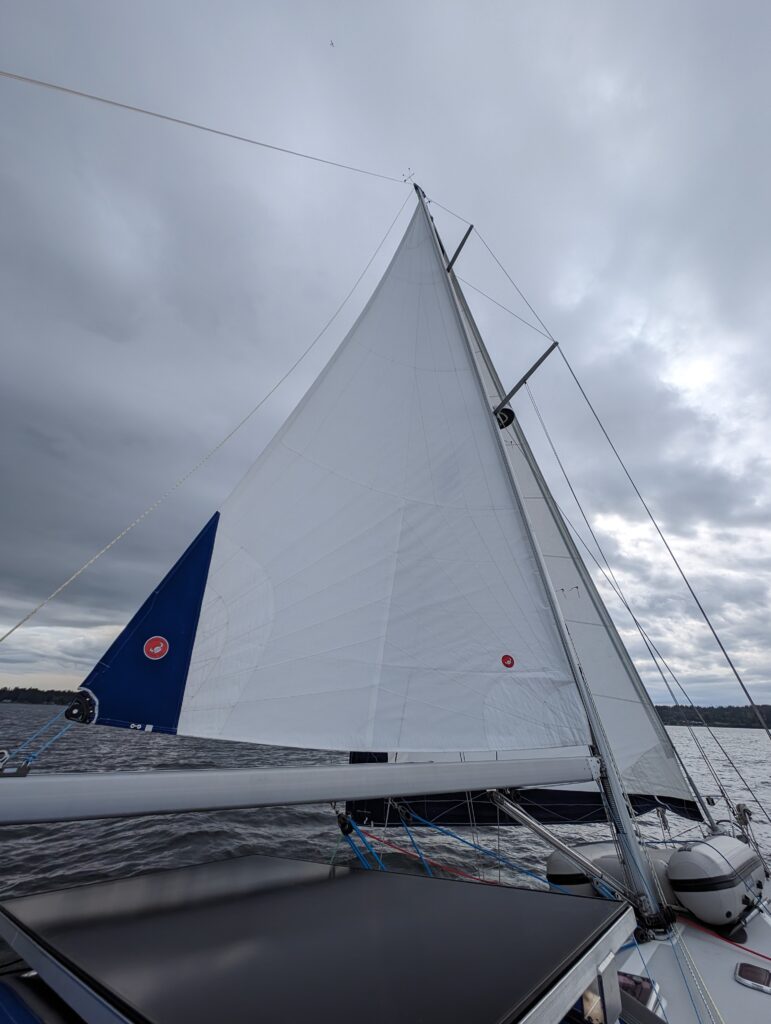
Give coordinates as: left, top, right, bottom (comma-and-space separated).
1, 854, 626, 1024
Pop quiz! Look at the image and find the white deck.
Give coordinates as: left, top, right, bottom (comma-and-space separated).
618, 903, 771, 1023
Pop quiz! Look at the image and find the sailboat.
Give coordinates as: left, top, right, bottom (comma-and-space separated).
1, 184, 770, 1023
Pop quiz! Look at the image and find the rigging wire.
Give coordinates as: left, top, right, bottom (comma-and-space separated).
571, 513, 771, 828
523, 382, 731, 813
650, 649, 771, 828
523, 381, 771, 826
457, 229, 771, 745
426, 196, 552, 341
555, 495, 766, 819
0, 69, 407, 185
426, 197, 471, 225
457, 276, 551, 340
0, 190, 413, 647
558, 347, 771, 746
472, 228, 558, 343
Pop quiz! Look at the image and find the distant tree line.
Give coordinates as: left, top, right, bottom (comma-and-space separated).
0, 687, 72, 705
656, 704, 771, 728
1, 686, 770, 728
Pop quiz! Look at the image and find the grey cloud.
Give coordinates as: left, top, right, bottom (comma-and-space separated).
1, 0, 769, 705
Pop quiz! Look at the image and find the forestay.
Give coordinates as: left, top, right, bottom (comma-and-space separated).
72, 202, 593, 758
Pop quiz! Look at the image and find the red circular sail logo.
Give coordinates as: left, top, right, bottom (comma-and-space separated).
144, 636, 169, 660
501, 654, 515, 669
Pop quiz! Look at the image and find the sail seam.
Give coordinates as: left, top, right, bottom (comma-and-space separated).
369, 502, 406, 749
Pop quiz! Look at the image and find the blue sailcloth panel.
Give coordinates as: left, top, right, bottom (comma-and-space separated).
67, 513, 219, 734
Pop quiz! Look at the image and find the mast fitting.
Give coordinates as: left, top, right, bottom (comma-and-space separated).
493, 340, 559, 416
446, 223, 474, 272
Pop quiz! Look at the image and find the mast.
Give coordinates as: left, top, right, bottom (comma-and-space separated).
414, 185, 665, 924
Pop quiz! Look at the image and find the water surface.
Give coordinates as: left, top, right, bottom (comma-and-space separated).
2, 704, 769, 898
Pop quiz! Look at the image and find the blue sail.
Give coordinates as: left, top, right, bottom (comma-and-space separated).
66, 513, 219, 733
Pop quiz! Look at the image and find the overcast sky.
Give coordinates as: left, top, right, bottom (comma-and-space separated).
1, 1, 769, 708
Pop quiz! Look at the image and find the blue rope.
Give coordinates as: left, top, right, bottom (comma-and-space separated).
25, 722, 74, 761
344, 833, 371, 869
400, 816, 433, 877
347, 819, 387, 871
404, 806, 576, 894
7, 709, 65, 758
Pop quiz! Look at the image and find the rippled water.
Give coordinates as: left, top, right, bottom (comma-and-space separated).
2, 704, 770, 899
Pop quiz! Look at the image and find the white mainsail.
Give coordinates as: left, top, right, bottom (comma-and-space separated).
177, 204, 592, 755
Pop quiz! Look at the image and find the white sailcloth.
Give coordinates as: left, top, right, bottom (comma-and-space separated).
452, 284, 693, 803
178, 205, 591, 754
